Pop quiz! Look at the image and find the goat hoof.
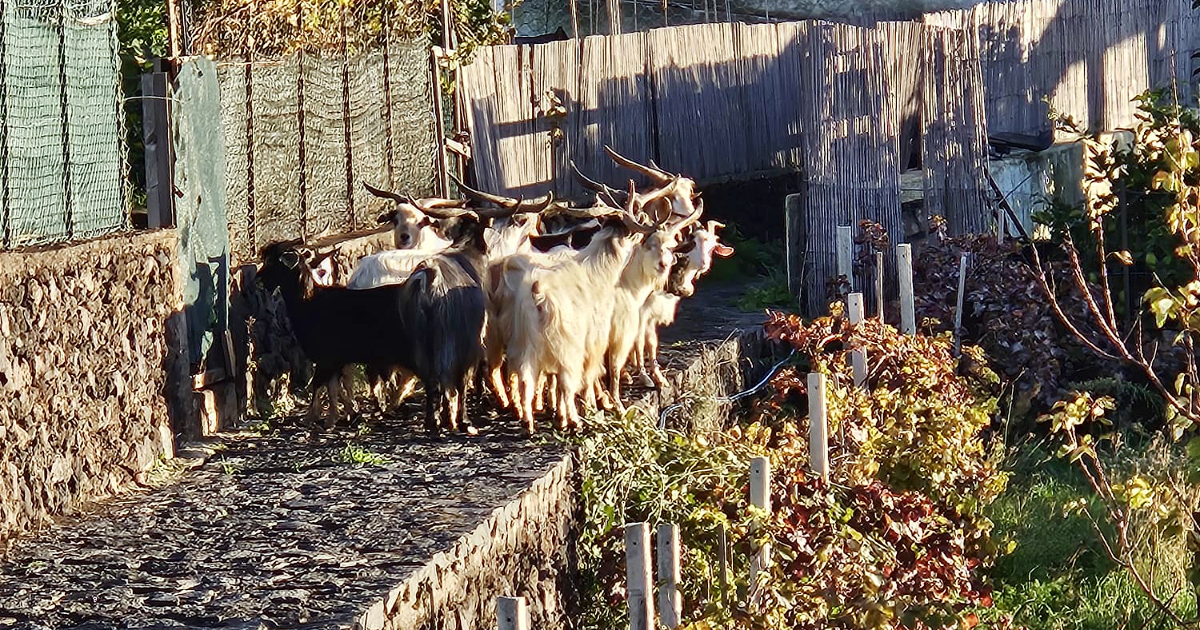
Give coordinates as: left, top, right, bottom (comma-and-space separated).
462, 424, 479, 437
637, 373, 655, 388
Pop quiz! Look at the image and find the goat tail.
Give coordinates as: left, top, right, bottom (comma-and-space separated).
530, 279, 557, 330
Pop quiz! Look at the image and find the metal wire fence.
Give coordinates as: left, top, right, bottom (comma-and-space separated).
0, 0, 127, 249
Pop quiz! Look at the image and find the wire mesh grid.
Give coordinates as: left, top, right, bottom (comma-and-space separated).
0, 0, 126, 249
216, 37, 434, 266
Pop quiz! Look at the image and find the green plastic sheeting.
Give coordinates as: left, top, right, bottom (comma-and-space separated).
173, 57, 230, 372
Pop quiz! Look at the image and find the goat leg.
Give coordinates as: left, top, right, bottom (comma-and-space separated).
489, 365, 510, 408
607, 354, 627, 417
305, 378, 323, 428
533, 373, 546, 412
393, 372, 418, 409
325, 373, 344, 429
443, 388, 459, 433
519, 373, 537, 435
458, 382, 478, 436
423, 381, 440, 437
648, 327, 668, 389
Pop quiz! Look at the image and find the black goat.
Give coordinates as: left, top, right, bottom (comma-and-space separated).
257, 219, 488, 436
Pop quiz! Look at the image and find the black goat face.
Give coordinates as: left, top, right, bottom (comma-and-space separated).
257, 241, 305, 293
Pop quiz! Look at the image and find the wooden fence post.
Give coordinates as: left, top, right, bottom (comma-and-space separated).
749, 456, 771, 585
875, 251, 884, 320
836, 225, 854, 292
785, 194, 804, 304
142, 70, 175, 229
625, 522, 654, 630
657, 523, 681, 628
953, 253, 969, 356
807, 373, 829, 481
847, 292, 867, 388
897, 244, 915, 335
497, 596, 528, 630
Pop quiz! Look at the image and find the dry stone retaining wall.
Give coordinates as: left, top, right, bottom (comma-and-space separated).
361, 455, 577, 630
0, 230, 188, 546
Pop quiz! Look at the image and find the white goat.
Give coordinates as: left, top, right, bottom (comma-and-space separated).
631, 290, 681, 387
499, 208, 647, 433
670, 220, 734, 297
603, 208, 699, 412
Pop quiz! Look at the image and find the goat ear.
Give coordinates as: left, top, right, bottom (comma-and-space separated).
314, 255, 335, 284
377, 210, 396, 225
714, 244, 735, 258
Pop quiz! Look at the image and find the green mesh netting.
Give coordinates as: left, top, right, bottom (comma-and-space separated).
216, 38, 435, 266
0, 0, 127, 249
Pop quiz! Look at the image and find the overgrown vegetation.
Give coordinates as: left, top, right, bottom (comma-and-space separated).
1023, 88, 1200, 627
578, 311, 1005, 629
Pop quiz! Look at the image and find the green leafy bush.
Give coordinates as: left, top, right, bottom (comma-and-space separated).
577, 311, 1008, 630
762, 309, 1008, 511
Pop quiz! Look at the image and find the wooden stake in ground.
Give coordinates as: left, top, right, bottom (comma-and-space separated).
625, 523, 654, 630
749, 456, 772, 584
807, 373, 829, 480
875, 251, 884, 320
497, 597, 529, 630
657, 524, 681, 628
784, 195, 803, 305
953, 253, 969, 356
897, 244, 915, 335
836, 225, 854, 292
847, 292, 867, 387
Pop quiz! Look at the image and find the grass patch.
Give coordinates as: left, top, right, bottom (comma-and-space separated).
736, 270, 793, 312
337, 443, 387, 466
980, 439, 1196, 629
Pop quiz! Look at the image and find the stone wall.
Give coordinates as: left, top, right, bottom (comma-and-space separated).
0, 230, 188, 546
359, 455, 578, 630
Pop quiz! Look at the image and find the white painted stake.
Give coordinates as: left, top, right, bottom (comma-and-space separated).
807, 373, 829, 481
749, 456, 772, 585
875, 250, 885, 320
656, 523, 682, 628
897, 243, 916, 335
847, 292, 867, 388
625, 522, 654, 630
497, 596, 528, 630
953, 253, 969, 356
836, 225, 854, 291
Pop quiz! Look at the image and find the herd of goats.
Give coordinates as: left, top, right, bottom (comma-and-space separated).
256, 147, 734, 437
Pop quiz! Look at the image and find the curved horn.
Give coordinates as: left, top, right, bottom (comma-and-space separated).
476, 192, 555, 218
364, 181, 427, 211
450, 173, 553, 213
543, 200, 622, 220
604, 145, 672, 184
364, 182, 466, 214
620, 180, 655, 235
570, 160, 628, 203
420, 205, 481, 221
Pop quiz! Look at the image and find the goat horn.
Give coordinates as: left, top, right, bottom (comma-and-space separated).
451, 172, 553, 213
420, 205, 482, 221
364, 181, 424, 210
570, 160, 628, 202
365, 181, 465, 214
604, 145, 673, 184
620, 180, 655, 235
